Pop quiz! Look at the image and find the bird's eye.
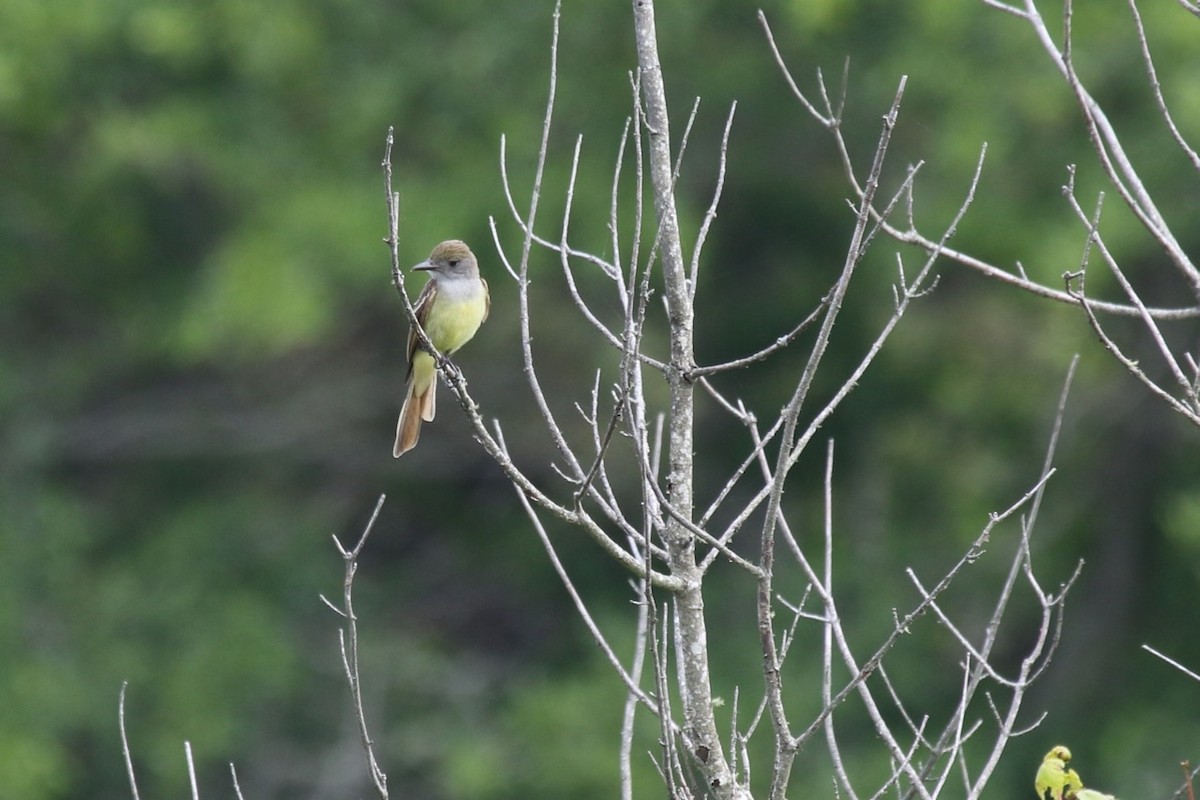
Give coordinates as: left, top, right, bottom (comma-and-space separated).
448, 259, 460, 267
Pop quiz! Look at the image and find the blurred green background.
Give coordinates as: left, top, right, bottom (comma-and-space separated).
2, 0, 1197, 797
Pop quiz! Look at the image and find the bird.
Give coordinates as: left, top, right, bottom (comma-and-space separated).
392, 240, 490, 457
1035, 746, 1083, 800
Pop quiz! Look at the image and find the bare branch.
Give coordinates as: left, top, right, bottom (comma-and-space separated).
620, 578, 652, 800
185, 741, 199, 800
689, 101, 737, 300
558, 135, 624, 346
328, 495, 389, 800
691, 302, 828, 378
119, 683, 142, 800
757, 11, 835, 126
881, 228, 1199, 319
1126, 0, 1200, 171
983, 0, 1035, 19
1065, 269, 1200, 426
1061, 171, 1200, 420
230, 763, 246, 800
1142, 644, 1200, 683
1042, 0, 1200, 291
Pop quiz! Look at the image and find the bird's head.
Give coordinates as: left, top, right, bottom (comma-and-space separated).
1044, 746, 1072, 764
414, 240, 478, 278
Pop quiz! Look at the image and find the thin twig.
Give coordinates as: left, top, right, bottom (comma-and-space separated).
230, 763, 246, 800
1060, 172, 1200, 421
382, 128, 433, 361
1065, 268, 1200, 427
185, 741, 199, 800
820, 440, 852, 800
620, 576, 652, 800
1126, 0, 1200, 171
757, 11, 834, 125
326, 495, 389, 800
1142, 644, 1200, 682
689, 101, 737, 301
690, 302, 827, 378
119, 682, 142, 800
558, 134, 626, 346
574, 387, 626, 509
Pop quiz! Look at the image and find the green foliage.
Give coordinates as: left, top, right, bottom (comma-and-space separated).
1, 0, 1197, 797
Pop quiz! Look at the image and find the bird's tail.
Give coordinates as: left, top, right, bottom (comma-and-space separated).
393, 378, 436, 457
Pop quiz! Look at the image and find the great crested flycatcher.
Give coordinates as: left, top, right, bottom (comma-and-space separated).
393, 240, 490, 457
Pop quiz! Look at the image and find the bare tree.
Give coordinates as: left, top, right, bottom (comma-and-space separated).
111, 0, 1199, 797
109, 0, 1200, 797
357, 1, 1109, 798
117, 0, 1200, 797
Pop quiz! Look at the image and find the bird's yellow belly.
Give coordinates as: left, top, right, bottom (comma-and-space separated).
426, 293, 487, 355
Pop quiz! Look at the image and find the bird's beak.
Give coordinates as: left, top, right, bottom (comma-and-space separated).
412, 259, 435, 272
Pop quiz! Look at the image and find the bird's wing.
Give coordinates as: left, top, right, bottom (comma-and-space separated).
407, 277, 439, 378
1036, 758, 1066, 800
